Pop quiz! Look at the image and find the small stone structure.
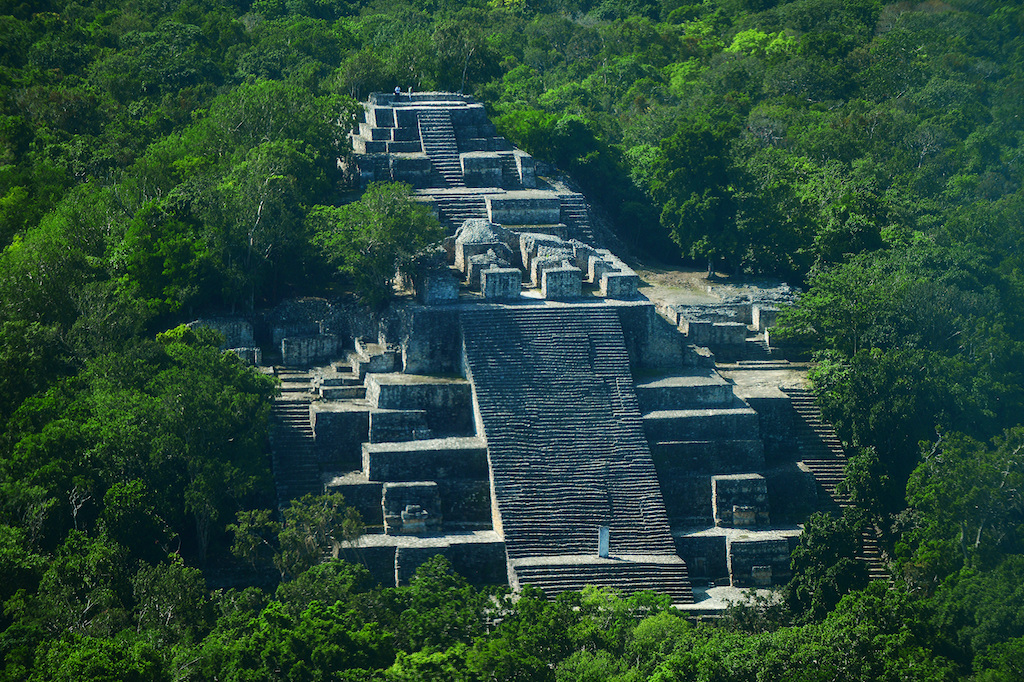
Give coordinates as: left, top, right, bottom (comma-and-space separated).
383, 482, 442, 535
712, 474, 770, 527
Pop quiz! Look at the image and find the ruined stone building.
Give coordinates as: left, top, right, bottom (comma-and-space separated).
202, 92, 884, 609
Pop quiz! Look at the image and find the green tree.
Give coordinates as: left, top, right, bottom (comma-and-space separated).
310, 182, 443, 307
275, 493, 363, 580
786, 510, 868, 622
648, 114, 738, 273
902, 428, 1024, 582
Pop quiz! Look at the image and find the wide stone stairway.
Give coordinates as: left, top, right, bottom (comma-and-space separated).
461, 306, 693, 602
418, 108, 465, 187
270, 368, 323, 505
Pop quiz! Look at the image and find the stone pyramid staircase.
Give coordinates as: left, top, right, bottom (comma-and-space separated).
511, 556, 693, 602
461, 306, 692, 602
270, 368, 323, 505
431, 193, 488, 230
558, 194, 597, 244
418, 109, 465, 187
499, 154, 523, 189
784, 387, 890, 581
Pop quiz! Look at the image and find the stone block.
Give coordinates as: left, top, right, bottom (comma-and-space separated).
437, 479, 493, 527
324, 476, 383, 526
188, 317, 254, 348
650, 439, 765, 475
736, 386, 793, 463
642, 405, 760, 442
680, 319, 714, 345
364, 374, 474, 434
443, 539, 508, 585
487, 194, 561, 226
386, 140, 421, 153
712, 474, 769, 528
674, 302, 753, 325
600, 271, 639, 299
342, 543, 395, 584
680, 319, 747, 346
368, 409, 430, 444
362, 437, 488, 482
394, 107, 419, 128
383, 481, 442, 535
518, 232, 565, 271
466, 246, 514, 288
229, 347, 262, 365
414, 269, 459, 305
589, 253, 618, 282
614, 304, 711, 370
634, 372, 734, 410
350, 342, 398, 378
764, 463, 818, 523
390, 155, 432, 187
515, 152, 536, 189
711, 322, 748, 345
571, 242, 597, 273
728, 536, 792, 587
401, 307, 462, 376
753, 304, 779, 332
366, 106, 395, 128
392, 124, 420, 141
311, 403, 369, 471
481, 267, 521, 299
656, 472, 714, 524
456, 240, 506, 274
352, 138, 387, 154
458, 138, 490, 152
461, 153, 503, 187
675, 533, 729, 583
541, 266, 582, 299
281, 334, 339, 367
530, 255, 568, 287
360, 123, 392, 140
449, 102, 489, 126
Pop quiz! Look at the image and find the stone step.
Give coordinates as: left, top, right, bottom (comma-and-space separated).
512, 556, 692, 602
634, 370, 735, 410
320, 385, 367, 400
363, 436, 488, 482
462, 306, 679, 569
642, 405, 760, 443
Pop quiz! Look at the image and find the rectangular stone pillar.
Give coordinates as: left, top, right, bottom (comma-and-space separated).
481, 267, 521, 299
541, 266, 581, 299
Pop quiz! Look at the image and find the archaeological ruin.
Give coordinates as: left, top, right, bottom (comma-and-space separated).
196, 92, 886, 610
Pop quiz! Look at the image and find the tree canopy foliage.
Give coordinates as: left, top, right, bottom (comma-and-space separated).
3, 0, 1024, 678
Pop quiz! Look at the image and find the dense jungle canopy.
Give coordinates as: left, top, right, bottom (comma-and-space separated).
2, 0, 1024, 679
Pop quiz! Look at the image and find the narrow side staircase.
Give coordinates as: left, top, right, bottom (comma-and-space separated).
784, 387, 890, 581
558, 193, 597, 244
270, 368, 323, 506
499, 153, 524, 189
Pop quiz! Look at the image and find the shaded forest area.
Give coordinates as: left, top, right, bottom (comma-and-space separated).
2, 0, 1024, 679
